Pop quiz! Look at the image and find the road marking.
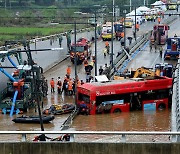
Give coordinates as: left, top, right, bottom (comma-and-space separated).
150, 54, 159, 68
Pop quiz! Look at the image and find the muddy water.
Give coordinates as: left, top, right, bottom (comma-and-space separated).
72, 109, 171, 142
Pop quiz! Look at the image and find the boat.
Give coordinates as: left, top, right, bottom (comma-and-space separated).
12, 115, 55, 123
43, 104, 75, 115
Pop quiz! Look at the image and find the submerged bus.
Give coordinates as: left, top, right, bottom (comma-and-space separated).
77, 76, 172, 115
150, 24, 169, 45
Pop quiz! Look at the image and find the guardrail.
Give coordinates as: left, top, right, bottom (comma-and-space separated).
108, 31, 150, 78
0, 131, 179, 142
172, 60, 180, 142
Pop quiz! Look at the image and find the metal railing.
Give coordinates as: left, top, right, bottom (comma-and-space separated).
0, 131, 179, 142
172, 60, 180, 142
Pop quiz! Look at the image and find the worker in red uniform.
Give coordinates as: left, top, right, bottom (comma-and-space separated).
50, 78, 55, 93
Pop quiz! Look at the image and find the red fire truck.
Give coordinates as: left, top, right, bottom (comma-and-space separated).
77, 76, 172, 115
70, 37, 91, 64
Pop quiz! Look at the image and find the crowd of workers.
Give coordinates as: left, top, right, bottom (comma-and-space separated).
49, 66, 85, 96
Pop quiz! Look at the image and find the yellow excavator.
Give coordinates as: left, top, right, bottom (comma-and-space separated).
114, 64, 173, 80
133, 67, 155, 78
114, 67, 158, 80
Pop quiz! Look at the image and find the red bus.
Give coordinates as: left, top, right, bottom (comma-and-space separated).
77, 76, 172, 115
150, 24, 169, 45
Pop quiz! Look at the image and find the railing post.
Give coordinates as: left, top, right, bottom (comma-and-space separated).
21, 133, 27, 142
121, 134, 126, 143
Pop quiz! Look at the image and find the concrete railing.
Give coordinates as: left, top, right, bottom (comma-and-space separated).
0, 131, 179, 143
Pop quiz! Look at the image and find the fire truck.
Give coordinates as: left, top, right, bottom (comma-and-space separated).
70, 37, 92, 64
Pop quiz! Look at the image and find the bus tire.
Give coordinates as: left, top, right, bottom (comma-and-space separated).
113, 108, 121, 113
158, 103, 166, 110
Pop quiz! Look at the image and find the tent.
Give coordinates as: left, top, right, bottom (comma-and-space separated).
151, 1, 167, 11
137, 6, 150, 12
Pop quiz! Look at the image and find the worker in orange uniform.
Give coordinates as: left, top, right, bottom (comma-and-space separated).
50, 78, 55, 93
105, 41, 109, 47
157, 17, 161, 24
83, 58, 88, 72
68, 79, 73, 95
135, 22, 140, 31
77, 79, 81, 87
66, 66, 71, 77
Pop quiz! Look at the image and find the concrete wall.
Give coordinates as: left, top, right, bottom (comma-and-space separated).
1, 142, 180, 154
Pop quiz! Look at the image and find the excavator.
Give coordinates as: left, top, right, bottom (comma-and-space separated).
113, 64, 173, 80
133, 67, 155, 78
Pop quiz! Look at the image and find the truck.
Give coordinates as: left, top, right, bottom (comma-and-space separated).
70, 37, 92, 64
164, 37, 180, 60
101, 22, 115, 41
114, 22, 124, 40
150, 24, 169, 45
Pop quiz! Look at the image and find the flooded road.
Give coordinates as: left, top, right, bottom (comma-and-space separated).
0, 13, 177, 142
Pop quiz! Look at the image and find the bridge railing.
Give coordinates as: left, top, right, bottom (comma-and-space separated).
172, 60, 180, 142
0, 131, 179, 143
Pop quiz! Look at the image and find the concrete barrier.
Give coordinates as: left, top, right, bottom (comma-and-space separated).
0, 142, 180, 154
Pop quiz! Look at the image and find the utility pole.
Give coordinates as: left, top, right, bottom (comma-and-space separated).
95, 10, 97, 76
74, 21, 77, 106
111, 0, 115, 68
135, 7, 137, 41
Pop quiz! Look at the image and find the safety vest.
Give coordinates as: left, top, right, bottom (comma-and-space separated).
68, 81, 73, 90
66, 67, 71, 75
50, 80, 55, 88
77, 80, 81, 87
105, 41, 109, 47
136, 24, 139, 29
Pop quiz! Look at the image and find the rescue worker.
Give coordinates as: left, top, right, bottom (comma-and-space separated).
127, 36, 133, 45
83, 58, 88, 72
68, 78, 73, 96
99, 66, 104, 75
62, 134, 70, 141
77, 79, 81, 87
33, 134, 51, 141
62, 79, 68, 95
154, 42, 157, 52
58, 35, 63, 47
135, 22, 140, 31
44, 79, 48, 96
157, 17, 161, 24
81, 80, 84, 85
159, 46, 163, 58
105, 41, 109, 54
57, 77, 62, 94
103, 48, 107, 58
50, 78, 55, 93
66, 65, 71, 77
149, 41, 153, 52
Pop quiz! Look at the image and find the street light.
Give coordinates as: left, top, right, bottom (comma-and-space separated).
111, 0, 115, 68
